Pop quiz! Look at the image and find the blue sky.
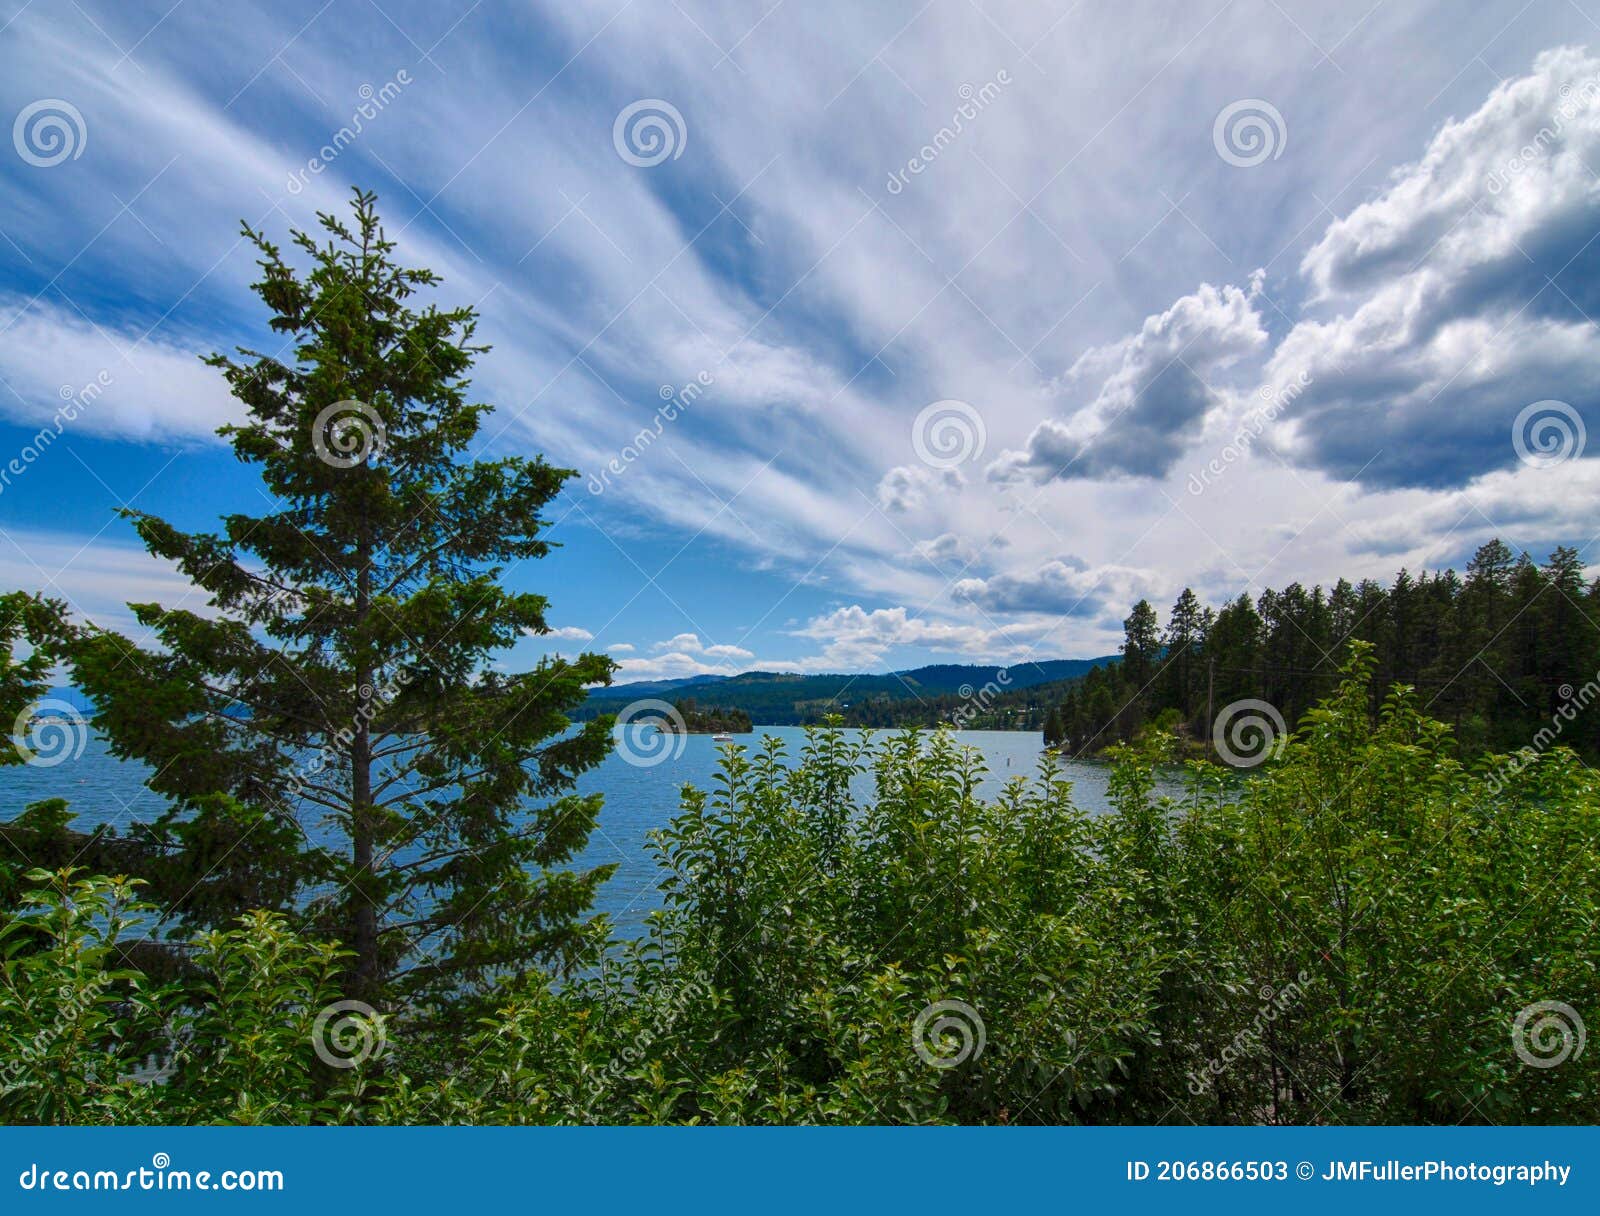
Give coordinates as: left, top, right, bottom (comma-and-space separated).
2, 0, 1599, 682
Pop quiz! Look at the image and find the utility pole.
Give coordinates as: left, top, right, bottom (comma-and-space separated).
1206, 656, 1215, 762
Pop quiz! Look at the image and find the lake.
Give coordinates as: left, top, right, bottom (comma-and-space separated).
3, 726, 1180, 938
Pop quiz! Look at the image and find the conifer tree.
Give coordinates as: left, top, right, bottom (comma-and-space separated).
65, 192, 616, 1011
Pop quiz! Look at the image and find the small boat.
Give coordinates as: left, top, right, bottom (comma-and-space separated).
712, 732, 734, 742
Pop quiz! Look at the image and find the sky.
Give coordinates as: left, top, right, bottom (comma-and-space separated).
2, 0, 1599, 684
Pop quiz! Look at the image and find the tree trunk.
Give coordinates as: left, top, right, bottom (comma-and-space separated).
352, 536, 378, 1003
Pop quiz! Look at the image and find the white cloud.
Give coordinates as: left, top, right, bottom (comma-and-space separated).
875, 465, 964, 512
790, 604, 1034, 668
910, 531, 995, 568
0, 529, 206, 636
952, 559, 1158, 618
542, 625, 595, 641
652, 632, 704, 653
989, 277, 1267, 484
1269, 46, 1600, 489
0, 297, 238, 442
647, 632, 753, 660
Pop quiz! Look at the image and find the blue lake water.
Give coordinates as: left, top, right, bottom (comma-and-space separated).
3, 726, 1181, 938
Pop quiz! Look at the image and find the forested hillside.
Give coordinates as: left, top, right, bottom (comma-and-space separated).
576, 658, 1113, 725
1043, 540, 1598, 760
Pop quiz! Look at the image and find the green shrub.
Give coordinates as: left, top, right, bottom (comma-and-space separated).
4, 646, 1596, 1124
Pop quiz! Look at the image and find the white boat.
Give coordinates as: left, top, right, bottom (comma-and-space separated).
712, 732, 734, 742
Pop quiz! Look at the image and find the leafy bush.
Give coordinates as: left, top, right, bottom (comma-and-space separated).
424, 647, 1599, 1125
3, 647, 1596, 1124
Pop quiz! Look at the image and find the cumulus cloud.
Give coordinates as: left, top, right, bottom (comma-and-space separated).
1270, 46, 1600, 488
910, 530, 1004, 567
952, 558, 1157, 617
789, 604, 1032, 668
989, 277, 1267, 484
652, 632, 703, 653
648, 633, 755, 660
1345, 459, 1600, 562
538, 625, 594, 641
875, 465, 965, 511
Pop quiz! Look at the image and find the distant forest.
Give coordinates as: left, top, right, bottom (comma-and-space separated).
1007, 539, 1597, 760
584, 540, 1599, 759
576, 659, 1108, 726
664, 698, 752, 734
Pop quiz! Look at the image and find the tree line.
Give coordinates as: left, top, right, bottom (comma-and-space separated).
664, 698, 752, 733
1041, 543, 1600, 761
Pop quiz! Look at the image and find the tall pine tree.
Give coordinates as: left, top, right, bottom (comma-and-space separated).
66, 192, 616, 1012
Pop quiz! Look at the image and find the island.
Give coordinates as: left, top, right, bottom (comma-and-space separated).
660, 697, 753, 734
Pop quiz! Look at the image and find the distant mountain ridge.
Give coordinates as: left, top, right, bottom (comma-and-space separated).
39, 658, 1118, 731
576, 657, 1117, 726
